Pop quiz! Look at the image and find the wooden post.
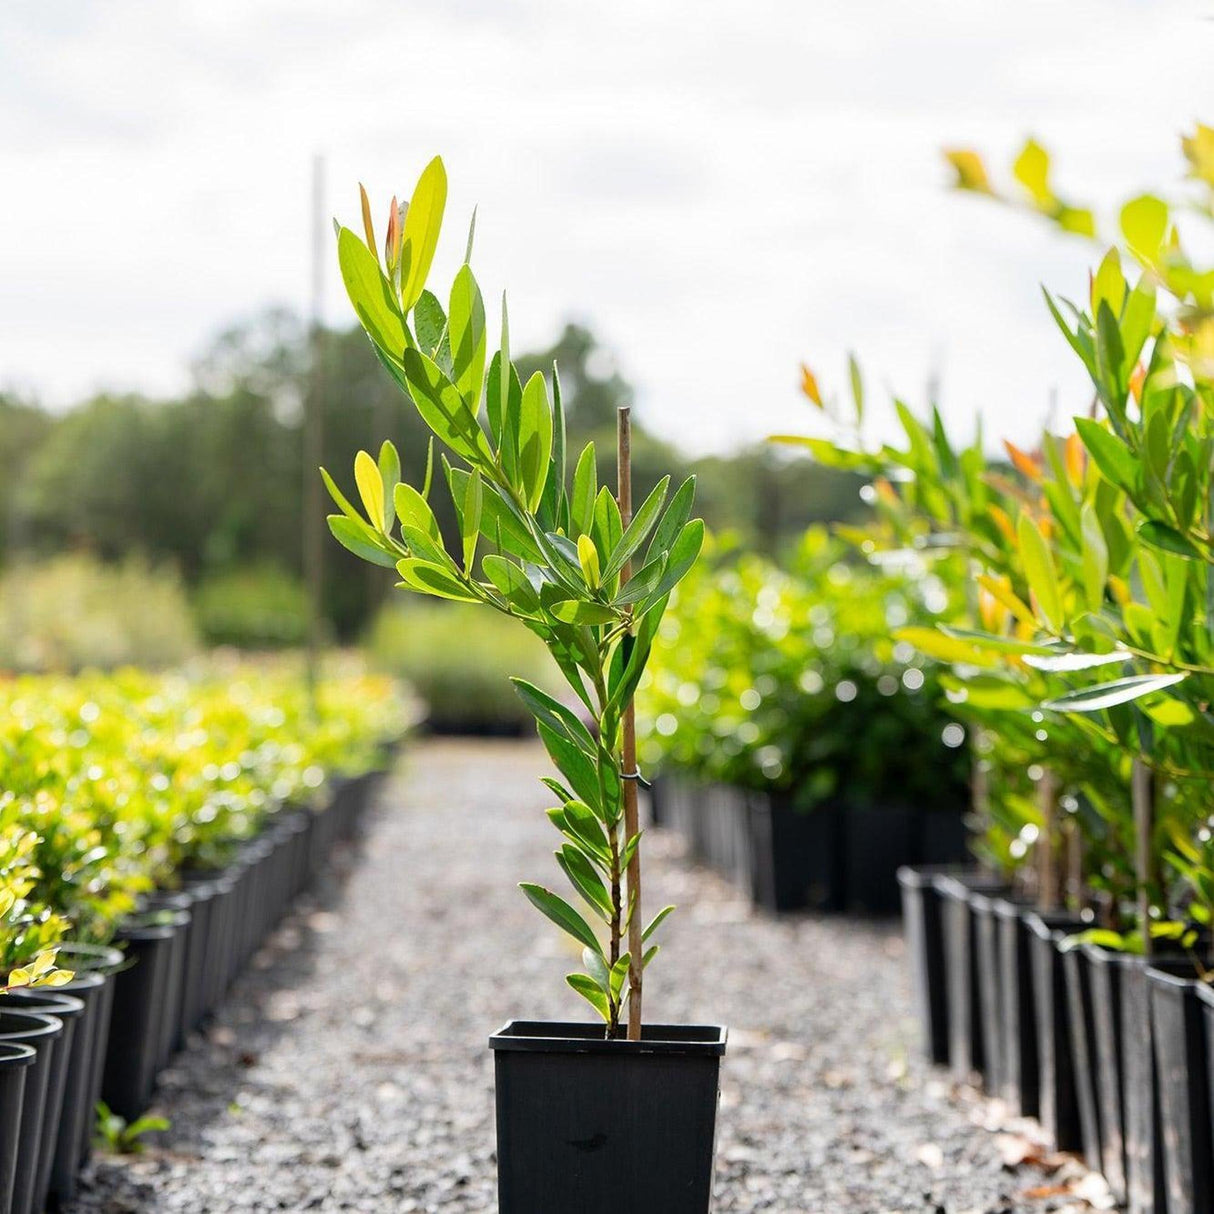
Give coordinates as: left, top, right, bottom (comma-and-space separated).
1037, 767, 1059, 911
1132, 758, 1153, 959
618, 406, 643, 1041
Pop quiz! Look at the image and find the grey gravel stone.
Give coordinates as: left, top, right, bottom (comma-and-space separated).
67, 739, 1099, 1212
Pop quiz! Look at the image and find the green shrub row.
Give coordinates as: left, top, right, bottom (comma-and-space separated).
0, 660, 409, 988
637, 528, 971, 813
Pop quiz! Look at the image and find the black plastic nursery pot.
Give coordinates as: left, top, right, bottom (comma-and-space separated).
49, 942, 123, 1173
0, 1044, 34, 1214
700, 784, 751, 891
1198, 980, 1214, 1198
897, 865, 958, 1066
43, 970, 105, 1204
994, 899, 1039, 1118
102, 922, 178, 1122
1061, 941, 1102, 1175
934, 872, 1006, 1081
747, 792, 843, 913
0, 1010, 62, 1214
1024, 911, 1084, 1152
845, 806, 921, 916
489, 1022, 727, 1214
144, 893, 193, 1070
970, 892, 1005, 1096
1121, 957, 1168, 1214
1085, 944, 1128, 1205
1146, 961, 1212, 1214
0, 990, 85, 1214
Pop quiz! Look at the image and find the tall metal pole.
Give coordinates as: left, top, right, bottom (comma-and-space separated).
304, 154, 326, 703
618, 405, 643, 1040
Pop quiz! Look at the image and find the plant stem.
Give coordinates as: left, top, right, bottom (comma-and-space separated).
1132, 757, 1154, 960
1037, 767, 1058, 911
618, 406, 643, 1041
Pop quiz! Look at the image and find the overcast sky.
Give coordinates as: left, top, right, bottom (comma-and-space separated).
2, 2, 1211, 453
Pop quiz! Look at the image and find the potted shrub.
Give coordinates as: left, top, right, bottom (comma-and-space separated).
324, 158, 725, 1210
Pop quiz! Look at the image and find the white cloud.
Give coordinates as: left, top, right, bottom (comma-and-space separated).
0, 0, 1209, 452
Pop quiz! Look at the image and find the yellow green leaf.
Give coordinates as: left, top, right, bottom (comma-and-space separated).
400, 157, 448, 312
354, 450, 386, 531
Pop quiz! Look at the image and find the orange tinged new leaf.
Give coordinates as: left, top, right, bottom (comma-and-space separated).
359, 183, 377, 259
1129, 361, 1147, 404
978, 585, 1008, 633
874, 477, 899, 507
978, 574, 1036, 627
1064, 432, 1085, 486
1004, 440, 1042, 483
800, 363, 824, 408
385, 195, 401, 269
988, 504, 1016, 546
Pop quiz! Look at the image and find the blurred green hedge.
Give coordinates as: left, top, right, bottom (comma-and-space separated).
368, 602, 559, 736
637, 529, 971, 813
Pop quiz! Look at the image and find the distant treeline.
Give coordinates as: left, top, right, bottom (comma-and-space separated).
2, 313, 867, 638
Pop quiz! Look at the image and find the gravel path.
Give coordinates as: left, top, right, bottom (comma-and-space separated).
70, 739, 1101, 1213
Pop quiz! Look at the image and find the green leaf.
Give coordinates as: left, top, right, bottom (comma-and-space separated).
400, 156, 447, 312
1120, 194, 1169, 263
1017, 513, 1064, 633
519, 372, 553, 512
449, 263, 487, 411
612, 554, 665, 605
337, 227, 409, 360
646, 476, 696, 563
414, 290, 451, 373
461, 468, 482, 575
571, 443, 598, 535
394, 482, 441, 542
396, 558, 480, 602
604, 476, 669, 579
1080, 501, 1108, 611
320, 467, 361, 522
1138, 520, 1200, 559
848, 353, 864, 423
482, 556, 541, 614
562, 799, 612, 856
557, 846, 613, 918
354, 450, 386, 531
550, 600, 618, 626
377, 441, 401, 531
566, 973, 610, 1020
1074, 419, 1136, 495
1013, 137, 1051, 206
519, 883, 602, 955
327, 515, 398, 568
647, 519, 705, 601
1022, 649, 1129, 673
511, 679, 596, 752
642, 904, 675, 942
401, 347, 493, 467
1043, 672, 1188, 713
536, 723, 604, 813
592, 487, 624, 566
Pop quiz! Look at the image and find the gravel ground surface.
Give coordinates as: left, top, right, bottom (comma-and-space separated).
69, 739, 1106, 1213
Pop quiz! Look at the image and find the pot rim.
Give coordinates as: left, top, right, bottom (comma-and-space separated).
0, 991, 86, 1017
0, 1009, 63, 1042
0, 1042, 35, 1068
489, 1020, 727, 1057
52, 943, 124, 972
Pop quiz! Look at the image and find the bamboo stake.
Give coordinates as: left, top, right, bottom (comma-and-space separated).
1132, 758, 1153, 960
618, 406, 643, 1041
1037, 767, 1059, 911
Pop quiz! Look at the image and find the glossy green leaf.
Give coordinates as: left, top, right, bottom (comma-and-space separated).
1080, 501, 1108, 611
396, 558, 480, 602
401, 348, 493, 466
1017, 513, 1064, 633
1138, 520, 1200, 560
566, 973, 610, 1020
337, 227, 409, 360
519, 882, 602, 956
571, 443, 598, 536
327, 515, 398, 568
604, 476, 668, 579
400, 156, 447, 311
449, 263, 487, 411
519, 372, 553, 511
1043, 672, 1188, 713
557, 846, 613, 918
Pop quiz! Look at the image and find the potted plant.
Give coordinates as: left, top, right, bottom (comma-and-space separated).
324, 157, 726, 1211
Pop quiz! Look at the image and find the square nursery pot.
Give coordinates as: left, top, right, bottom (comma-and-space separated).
489, 1021, 726, 1214
1120, 956, 1168, 1214
1025, 911, 1086, 1152
844, 805, 920, 916
994, 899, 1039, 1118
1198, 981, 1214, 1198
746, 792, 843, 913
970, 891, 1006, 1097
1061, 939, 1102, 1175
1146, 961, 1212, 1214
1085, 944, 1128, 1205
0, 1043, 34, 1214
897, 864, 964, 1066
934, 872, 1007, 1082
0, 1009, 63, 1214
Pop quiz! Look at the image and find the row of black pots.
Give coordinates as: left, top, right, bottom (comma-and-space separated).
0, 766, 387, 1214
651, 776, 969, 915
900, 865, 1214, 1214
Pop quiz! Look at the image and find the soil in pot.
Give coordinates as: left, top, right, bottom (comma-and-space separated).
1146, 961, 1212, 1214
0, 1043, 34, 1214
1024, 911, 1085, 1152
0, 1009, 63, 1214
0, 990, 85, 1214
489, 1021, 726, 1214
994, 898, 1039, 1118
